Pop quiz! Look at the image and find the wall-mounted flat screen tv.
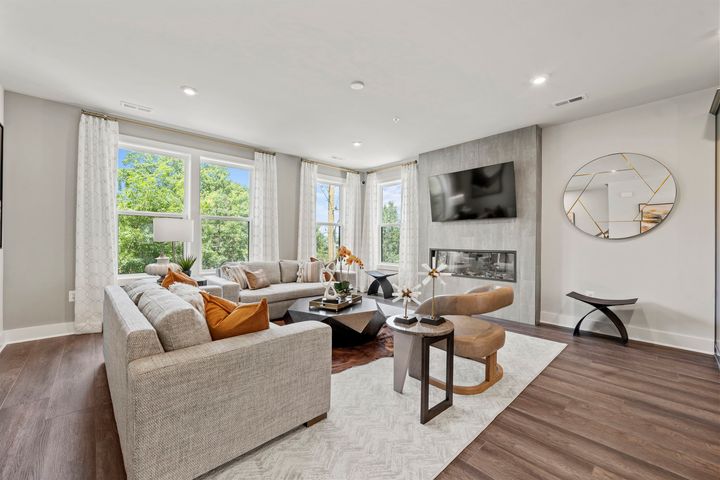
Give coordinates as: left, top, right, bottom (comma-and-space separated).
429, 161, 517, 221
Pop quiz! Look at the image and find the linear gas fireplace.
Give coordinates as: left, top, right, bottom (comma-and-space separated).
430, 248, 517, 283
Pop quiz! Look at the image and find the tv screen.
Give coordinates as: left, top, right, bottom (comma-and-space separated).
429, 161, 517, 221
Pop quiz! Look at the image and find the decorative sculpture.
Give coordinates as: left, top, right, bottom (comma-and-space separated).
391, 283, 422, 325
420, 256, 451, 325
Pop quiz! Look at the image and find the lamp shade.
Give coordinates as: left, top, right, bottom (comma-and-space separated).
153, 218, 194, 242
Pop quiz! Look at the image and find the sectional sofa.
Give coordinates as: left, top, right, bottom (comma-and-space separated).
206, 260, 357, 319
103, 280, 331, 480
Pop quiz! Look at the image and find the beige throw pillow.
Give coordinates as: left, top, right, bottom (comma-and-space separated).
221, 264, 249, 289
243, 268, 271, 290
298, 260, 321, 283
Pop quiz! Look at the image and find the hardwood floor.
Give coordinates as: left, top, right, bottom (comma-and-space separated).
0, 322, 718, 480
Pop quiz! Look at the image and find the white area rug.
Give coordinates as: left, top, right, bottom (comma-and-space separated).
202, 331, 565, 480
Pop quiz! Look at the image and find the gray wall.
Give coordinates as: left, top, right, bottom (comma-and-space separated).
418, 125, 542, 324
4, 92, 80, 330
3, 91, 301, 330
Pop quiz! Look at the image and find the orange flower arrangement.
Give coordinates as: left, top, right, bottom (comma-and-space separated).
334, 246, 364, 295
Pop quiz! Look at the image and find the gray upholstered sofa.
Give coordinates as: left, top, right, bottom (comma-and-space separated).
102, 283, 331, 480
206, 260, 356, 320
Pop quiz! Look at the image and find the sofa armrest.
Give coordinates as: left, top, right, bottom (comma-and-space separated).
125, 322, 331, 480
205, 274, 240, 301
198, 284, 222, 297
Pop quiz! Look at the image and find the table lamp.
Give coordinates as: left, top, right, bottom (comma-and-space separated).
153, 218, 194, 261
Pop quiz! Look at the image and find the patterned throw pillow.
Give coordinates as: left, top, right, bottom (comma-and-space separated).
221, 264, 249, 289
243, 268, 271, 290
297, 260, 321, 283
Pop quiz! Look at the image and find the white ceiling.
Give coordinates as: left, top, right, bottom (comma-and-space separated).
0, 0, 718, 168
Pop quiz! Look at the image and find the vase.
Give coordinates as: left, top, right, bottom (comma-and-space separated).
145, 255, 181, 276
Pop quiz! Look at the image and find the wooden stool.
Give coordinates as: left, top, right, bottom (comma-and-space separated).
422, 315, 505, 395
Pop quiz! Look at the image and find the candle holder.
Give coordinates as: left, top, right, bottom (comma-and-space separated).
420, 256, 451, 325
391, 284, 422, 325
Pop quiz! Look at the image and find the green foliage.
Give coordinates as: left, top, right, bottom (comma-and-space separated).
117, 151, 250, 274
381, 201, 400, 263
315, 225, 340, 262
176, 255, 197, 272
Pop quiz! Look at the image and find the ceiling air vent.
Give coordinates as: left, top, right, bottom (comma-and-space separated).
120, 101, 153, 113
553, 94, 587, 107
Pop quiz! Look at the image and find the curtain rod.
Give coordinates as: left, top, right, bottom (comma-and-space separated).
366, 159, 417, 174
81, 109, 276, 155
301, 158, 362, 175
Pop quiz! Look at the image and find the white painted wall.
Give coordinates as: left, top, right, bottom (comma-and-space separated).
541, 88, 716, 353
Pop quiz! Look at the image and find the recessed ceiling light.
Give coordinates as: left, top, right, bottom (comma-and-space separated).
610, 169, 617, 173
531, 75, 548, 86
352, 141, 363, 148
350, 81, 365, 90
393, 117, 400, 123
180, 85, 198, 96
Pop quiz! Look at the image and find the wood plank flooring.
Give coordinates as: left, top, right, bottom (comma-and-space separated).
0, 322, 718, 480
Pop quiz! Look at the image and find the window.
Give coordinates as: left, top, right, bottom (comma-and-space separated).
380, 182, 402, 264
200, 160, 251, 269
315, 181, 342, 262
116, 138, 253, 276
117, 146, 187, 275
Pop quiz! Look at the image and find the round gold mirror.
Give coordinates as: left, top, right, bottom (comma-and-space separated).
563, 153, 676, 239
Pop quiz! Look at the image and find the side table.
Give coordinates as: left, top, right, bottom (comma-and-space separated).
386, 315, 454, 424
366, 271, 397, 299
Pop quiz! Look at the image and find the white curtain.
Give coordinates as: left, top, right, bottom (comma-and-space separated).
250, 152, 279, 261
358, 172, 380, 292
341, 172, 362, 253
398, 163, 419, 288
75, 114, 119, 333
297, 161, 318, 260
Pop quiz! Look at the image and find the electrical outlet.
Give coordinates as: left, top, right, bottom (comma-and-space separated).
68, 290, 75, 303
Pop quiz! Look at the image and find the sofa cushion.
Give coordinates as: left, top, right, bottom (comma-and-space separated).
138, 288, 212, 351
243, 267, 271, 290
239, 282, 326, 304
243, 261, 282, 284
169, 283, 206, 319
280, 260, 300, 283
123, 278, 163, 305
222, 261, 281, 285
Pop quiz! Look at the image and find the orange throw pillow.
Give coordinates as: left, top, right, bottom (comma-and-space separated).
161, 268, 198, 289
199, 291, 269, 340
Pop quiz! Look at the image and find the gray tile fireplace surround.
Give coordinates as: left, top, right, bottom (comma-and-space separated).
418, 125, 541, 325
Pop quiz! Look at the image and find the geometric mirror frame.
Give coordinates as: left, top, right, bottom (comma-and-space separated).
563, 152, 677, 240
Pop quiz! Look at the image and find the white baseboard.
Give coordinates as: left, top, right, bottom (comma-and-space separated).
0, 322, 76, 352
540, 310, 713, 355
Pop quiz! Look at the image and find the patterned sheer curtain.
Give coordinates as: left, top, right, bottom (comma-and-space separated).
297, 161, 318, 260
75, 114, 119, 333
341, 172, 362, 253
358, 172, 380, 291
398, 162, 419, 288
250, 152, 279, 261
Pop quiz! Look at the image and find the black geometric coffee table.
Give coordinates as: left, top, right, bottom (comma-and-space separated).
567, 291, 637, 344
287, 297, 387, 347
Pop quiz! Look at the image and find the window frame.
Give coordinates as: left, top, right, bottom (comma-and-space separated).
315, 175, 344, 262
198, 156, 253, 273
117, 135, 253, 280
378, 179, 402, 268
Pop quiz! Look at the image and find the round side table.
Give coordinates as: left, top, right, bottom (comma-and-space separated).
386, 315, 454, 424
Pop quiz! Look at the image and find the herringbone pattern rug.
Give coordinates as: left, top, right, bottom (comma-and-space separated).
202, 331, 565, 480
